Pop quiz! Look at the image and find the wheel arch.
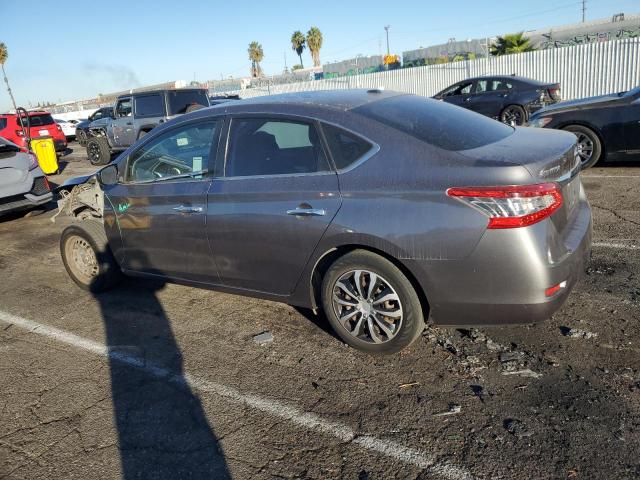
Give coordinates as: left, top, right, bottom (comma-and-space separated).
306, 243, 430, 321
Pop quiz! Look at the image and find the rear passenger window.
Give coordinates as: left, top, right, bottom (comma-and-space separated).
135, 94, 164, 117
226, 118, 330, 177
0, 118, 6, 129
321, 124, 373, 170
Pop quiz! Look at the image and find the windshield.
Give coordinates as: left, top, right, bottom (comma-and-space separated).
167, 90, 209, 115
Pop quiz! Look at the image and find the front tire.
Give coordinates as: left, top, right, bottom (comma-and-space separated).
563, 124, 602, 169
321, 250, 425, 354
60, 220, 122, 293
86, 136, 111, 166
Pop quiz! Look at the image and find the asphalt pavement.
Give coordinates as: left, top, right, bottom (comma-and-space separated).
0, 143, 638, 479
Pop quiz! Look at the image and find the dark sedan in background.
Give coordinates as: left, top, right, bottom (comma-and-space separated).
434, 75, 561, 126
57, 90, 591, 354
528, 86, 640, 169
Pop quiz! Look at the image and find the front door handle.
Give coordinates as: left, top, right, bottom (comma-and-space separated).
286, 207, 326, 216
173, 205, 203, 213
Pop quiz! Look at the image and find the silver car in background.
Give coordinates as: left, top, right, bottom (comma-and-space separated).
0, 138, 52, 216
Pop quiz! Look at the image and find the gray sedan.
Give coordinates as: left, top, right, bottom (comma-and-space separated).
0, 138, 52, 216
57, 90, 592, 354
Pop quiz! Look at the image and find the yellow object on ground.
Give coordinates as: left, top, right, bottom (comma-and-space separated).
30, 136, 59, 175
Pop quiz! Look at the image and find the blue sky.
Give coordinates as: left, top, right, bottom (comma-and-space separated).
1, 0, 638, 110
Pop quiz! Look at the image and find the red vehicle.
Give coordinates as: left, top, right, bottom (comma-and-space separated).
0, 111, 67, 152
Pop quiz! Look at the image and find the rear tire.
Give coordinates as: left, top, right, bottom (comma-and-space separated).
500, 104, 527, 126
321, 250, 425, 354
86, 136, 111, 166
60, 220, 122, 293
562, 124, 602, 169
76, 130, 87, 146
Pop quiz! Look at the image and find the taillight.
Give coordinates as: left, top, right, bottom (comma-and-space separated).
446, 183, 563, 229
56, 124, 62, 132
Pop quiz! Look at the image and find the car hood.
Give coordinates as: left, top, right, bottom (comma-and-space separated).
533, 92, 622, 116
55, 173, 96, 191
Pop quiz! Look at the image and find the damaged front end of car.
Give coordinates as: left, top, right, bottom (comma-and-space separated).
51, 175, 104, 223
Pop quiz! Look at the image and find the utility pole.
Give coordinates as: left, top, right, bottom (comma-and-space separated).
582, 0, 587, 23
384, 25, 391, 55
283, 51, 288, 73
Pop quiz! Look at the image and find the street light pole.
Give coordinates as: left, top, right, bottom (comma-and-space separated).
384, 25, 390, 56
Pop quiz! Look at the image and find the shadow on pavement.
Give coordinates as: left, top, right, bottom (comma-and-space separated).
94, 275, 230, 479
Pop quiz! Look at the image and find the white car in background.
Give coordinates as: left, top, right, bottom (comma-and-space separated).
54, 119, 76, 140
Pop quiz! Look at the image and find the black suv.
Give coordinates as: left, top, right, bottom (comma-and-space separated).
433, 75, 561, 126
86, 88, 209, 165
75, 107, 113, 146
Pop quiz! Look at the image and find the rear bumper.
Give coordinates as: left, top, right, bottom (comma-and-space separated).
408, 197, 592, 326
54, 139, 67, 151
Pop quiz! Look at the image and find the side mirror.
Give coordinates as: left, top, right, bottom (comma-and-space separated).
97, 164, 118, 186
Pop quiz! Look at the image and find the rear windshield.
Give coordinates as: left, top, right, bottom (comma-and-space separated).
18, 113, 55, 127
353, 95, 513, 151
167, 90, 209, 115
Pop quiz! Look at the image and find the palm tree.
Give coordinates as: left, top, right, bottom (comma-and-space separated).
306, 27, 323, 67
248, 41, 264, 77
290, 31, 306, 69
0, 43, 18, 112
490, 33, 535, 56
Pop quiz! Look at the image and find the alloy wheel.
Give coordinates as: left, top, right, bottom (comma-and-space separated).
575, 133, 594, 167
502, 106, 524, 126
331, 269, 403, 344
88, 142, 100, 164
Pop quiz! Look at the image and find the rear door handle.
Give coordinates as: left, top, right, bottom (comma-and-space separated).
286, 207, 326, 216
173, 205, 203, 213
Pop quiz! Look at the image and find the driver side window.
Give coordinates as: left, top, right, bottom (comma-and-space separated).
115, 98, 132, 118
126, 120, 220, 183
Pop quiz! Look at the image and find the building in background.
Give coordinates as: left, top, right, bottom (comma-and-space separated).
402, 12, 640, 66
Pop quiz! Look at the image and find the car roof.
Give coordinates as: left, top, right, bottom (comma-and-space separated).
0, 110, 51, 117
464, 75, 548, 85
117, 88, 207, 99
214, 89, 405, 112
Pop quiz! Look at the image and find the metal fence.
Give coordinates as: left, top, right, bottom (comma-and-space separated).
233, 38, 640, 101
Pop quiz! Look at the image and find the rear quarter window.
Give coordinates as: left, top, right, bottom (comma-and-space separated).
321, 123, 373, 170
168, 90, 210, 115
0, 118, 7, 129
353, 95, 513, 151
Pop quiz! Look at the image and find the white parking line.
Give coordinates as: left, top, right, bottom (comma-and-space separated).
0, 310, 473, 480
582, 175, 640, 178
593, 241, 639, 250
